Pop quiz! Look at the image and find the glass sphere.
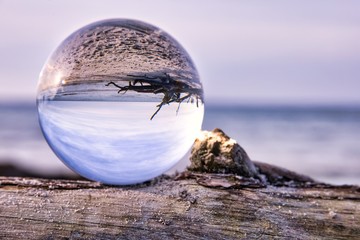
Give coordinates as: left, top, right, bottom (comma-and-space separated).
37, 19, 204, 185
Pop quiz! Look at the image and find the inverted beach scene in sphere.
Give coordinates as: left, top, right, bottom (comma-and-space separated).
37, 19, 204, 185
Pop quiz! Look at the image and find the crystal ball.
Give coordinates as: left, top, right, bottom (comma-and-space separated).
37, 19, 204, 185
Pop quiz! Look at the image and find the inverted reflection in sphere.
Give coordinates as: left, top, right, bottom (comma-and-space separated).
37, 19, 204, 185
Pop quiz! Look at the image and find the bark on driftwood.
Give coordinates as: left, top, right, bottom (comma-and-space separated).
0, 129, 359, 239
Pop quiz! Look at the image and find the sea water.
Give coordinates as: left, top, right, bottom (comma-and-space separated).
37, 100, 204, 184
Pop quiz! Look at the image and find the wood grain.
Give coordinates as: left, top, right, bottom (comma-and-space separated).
0, 176, 359, 239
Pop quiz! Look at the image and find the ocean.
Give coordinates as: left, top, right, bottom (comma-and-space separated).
0, 101, 359, 185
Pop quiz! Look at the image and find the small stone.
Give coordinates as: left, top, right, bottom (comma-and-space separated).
188, 128, 259, 178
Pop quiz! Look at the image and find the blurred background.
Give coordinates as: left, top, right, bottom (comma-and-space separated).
0, 0, 359, 184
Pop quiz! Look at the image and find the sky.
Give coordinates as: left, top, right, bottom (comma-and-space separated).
0, 0, 359, 105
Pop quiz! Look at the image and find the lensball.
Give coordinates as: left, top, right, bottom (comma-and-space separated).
37, 19, 204, 185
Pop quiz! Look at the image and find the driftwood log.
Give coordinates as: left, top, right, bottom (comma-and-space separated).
0, 129, 359, 239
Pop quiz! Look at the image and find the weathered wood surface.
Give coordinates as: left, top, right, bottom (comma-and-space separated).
0, 175, 359, 239
1, 129, 358, 239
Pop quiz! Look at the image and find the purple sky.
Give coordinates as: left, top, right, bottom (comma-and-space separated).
1, 0, 359, 105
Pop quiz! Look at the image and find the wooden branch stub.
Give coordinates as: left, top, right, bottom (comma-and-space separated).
189, 128, 316, 187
